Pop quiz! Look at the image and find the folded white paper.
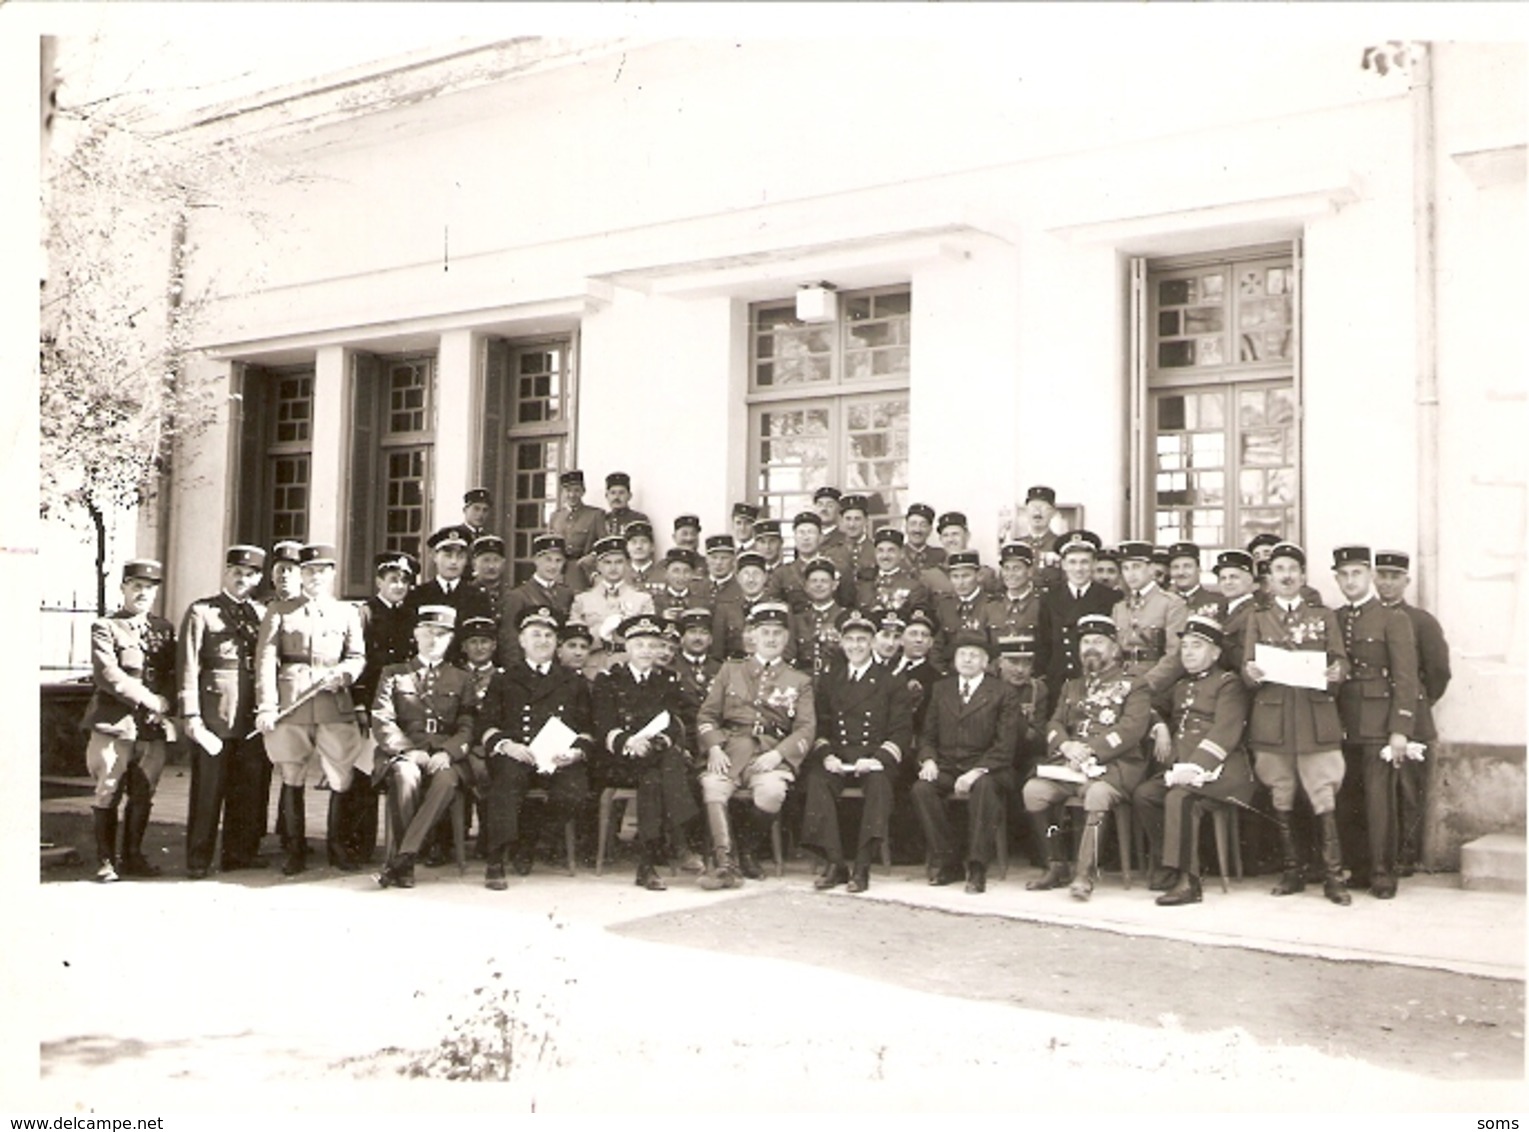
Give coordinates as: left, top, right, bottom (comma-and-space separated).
631, 710, 671, 742
529, 715, 580, 774
1036, 762, 1104, 783
1254, 643, 1328, 691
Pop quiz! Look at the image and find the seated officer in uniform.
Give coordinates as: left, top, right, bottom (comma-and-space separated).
591, 614, 701, 889
799, 610, 913, 894
856, 527, 929, 618
1023, 614, 1152, 901
477, 606, 596, 887
371, 606, 477, 889
911, 630, 1021, 894
694, 602, 816, 888
670, 608, 721, 758
1131, 615, 1254, 906
84, 558, 176, 882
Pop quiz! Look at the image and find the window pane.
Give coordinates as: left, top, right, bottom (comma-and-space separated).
1241, 428, 1288, 466
1158, 396, 1186, 432
1159, 340, 1195, 368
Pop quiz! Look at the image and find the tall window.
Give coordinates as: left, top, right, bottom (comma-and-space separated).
1136, 248, 1299, 556
482, 336, 576, 585
234, 364, 313, 549
345, 353, 436, 594
747, 286, 911, 521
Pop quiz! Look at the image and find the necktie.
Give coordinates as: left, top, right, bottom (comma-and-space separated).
960, 679, 972, 704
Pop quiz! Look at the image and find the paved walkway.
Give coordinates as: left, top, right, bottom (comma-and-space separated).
43, 769, 1526, 981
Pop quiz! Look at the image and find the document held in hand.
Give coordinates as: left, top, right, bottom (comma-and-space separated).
529, 715, 580, 774
1254, 643, 1328, 691
631, 710, 671, 742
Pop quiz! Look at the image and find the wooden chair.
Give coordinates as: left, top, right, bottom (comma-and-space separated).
594, 786, 679, 877
382, 784, 468, 876
525, 788, 579, 876
1064, 796, 1134, 889
1189, 799, 1244, 894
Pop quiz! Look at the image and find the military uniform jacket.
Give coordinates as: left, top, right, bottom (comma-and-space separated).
592, 663, 690, 768
933, 589, 999, 668
476, 660, 596, 760
406, 579, 494, 625
501, 576, 577, 665
179, 592, 265, 737
670, 651, 722, 745
1174, 585, 1227, 621
370, 658, 477, 761
765, 560, 812, 612
602, 506, 651, 538
461, 662, 500, 710
1036, 581, 1119, 691
1017, 530, 1064, 593
789, 600, 844, 677
1165, 667, 1255, 802
626, 560, 664, 596
1335, 597, 1420, 742
695, 657, 817, 771
811, 662, 913, 771
903, 543, 946, 574
652, 586, 708, 622
919, 562, 1002, 601
1242, 599, 1349, 754
983, 587, 1041, 641
550, 503, 606, 561
917, 674, 1022, 776
855, 568, 930, 621
356, 596, 417, 713
255, 595, 367, 723
84, 611, 177, 740
1111, 584, 1189, 697
570, 582, 656, 647
710, 590, 774, 662
702, 574, 740, 608
1217, 594, 1258, 677
1384, 599, 1451, 741
890, 654, 939, 744
1044, 664, 1153, 794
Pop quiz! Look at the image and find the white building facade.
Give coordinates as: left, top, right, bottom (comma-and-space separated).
149, 37, 1525, 866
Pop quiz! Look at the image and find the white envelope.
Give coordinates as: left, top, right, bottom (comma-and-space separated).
529, 715, 580, 774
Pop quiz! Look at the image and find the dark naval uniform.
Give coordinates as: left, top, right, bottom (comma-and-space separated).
799, 659, 913, 874
477, 658, 596, 871
1036, 581, 1117, 691
180, 590, 267, 873
353, 593, 417, 862
1335, 594, 1419, 891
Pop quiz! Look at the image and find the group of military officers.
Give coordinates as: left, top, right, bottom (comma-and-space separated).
80, 475, 1450, 906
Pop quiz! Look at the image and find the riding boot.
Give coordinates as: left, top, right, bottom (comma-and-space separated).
119, 773, 161, 877
697, 802, 739, 890
1025, 810, 1071, 890
280, 784, 307, 875
326, 788, 360, 871
1269, 809, 1305, 896
1318, 811, 1352, 906
93, 807, 120, 881
1069, 812, 1103, 901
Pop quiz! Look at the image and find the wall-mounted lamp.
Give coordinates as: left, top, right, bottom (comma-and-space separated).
795, 282, 838, 324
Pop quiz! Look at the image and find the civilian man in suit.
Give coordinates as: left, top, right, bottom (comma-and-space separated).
371, 606, 477, 889
800, 610, 913, 893
1023, 614, 1153, 901
1132, 616, 1254, 905
1332, 545, 1420, 900
84, 559, 176, 882
180, 545, 268, 879
254, 543, 367, 876
1243, 541, 1352, 905
695, 602, 816, 887
1035, 530, 1116, 694
911, 630, 1019, 893
476, 606, 596, 887
501, 534, 575, 666
591, 613, 701, 889
1374, 549, 1452, 876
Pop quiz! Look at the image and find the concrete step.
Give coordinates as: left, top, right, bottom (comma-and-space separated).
40, 844, 82, 868
1459, 832, 1525, 893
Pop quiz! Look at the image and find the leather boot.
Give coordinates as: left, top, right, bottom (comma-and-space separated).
1069, 813, 1102, 901
1318, 811, 1352, 906
1270, 810, 1305, 896
635, 840, 667, 891
737, 807, 773, 880
697, 802, 740, 890
119, 776, 161, 877
1025, 811, 1072, 890
1156, 871, 1203, 906
280, 785, 307, 876
93, 808, 119, 882
327, 789, 360, 871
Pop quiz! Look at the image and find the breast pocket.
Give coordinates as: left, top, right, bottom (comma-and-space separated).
1248, 696, 1284, 747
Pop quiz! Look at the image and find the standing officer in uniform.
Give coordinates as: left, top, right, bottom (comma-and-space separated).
1168, 542, 1225, 619
409, 527, 494, 647
569, 534, 656, 675
921, 512, 1000, 598
700, 534, 739, 606
800, 610, 912, 893
1023, 614, 1152, 901
371, 606, 477, 889
1332, 545, 1419, 899
671, 608, 722, 759
468, 535, 510, 624
987, 541, 1041, 641
254, 543, 367, 875
1035, 530, 1116, 694
911, 631, 1020, 894
730, 501, 760, 551
711, 549, 775, 663
1017, 485, 1065, 593
652, 548, 705, 621
621, 521, 664, 593
902, 502, 945, 573
672, 514, 703, 556
477, 606, 596, 887
933, 551, 997, 669
1374, 549, 1451, 875
769, 512, 825, 612
591, 613, 701, 890
751, 518, 787, 587
461, 488, 493, 543
1111, 540, 1188, 699
600, 471, 648, 536
789, 557, 845, 680
1093, 548, 1123, 598
856, 527, 929, 618
814, 487, 845, 551
550, 470, 605, 565
1213, 549, 1260, 675
1132, 616, 1254, 905
1243, 541, 1352, 905
695, 602, 816, 887
834, 494, 876, 605
180, 545, 268, 878
83, 559, 176, 882
501, 533, 574, 666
